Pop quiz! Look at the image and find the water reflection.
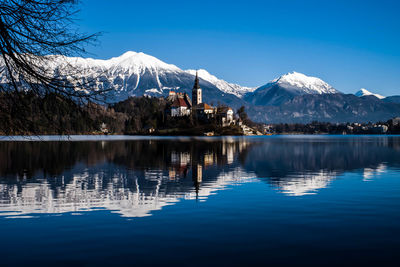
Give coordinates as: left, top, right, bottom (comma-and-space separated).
1, 136, 400, 218
0, 139, 254, 218
242, 136, 400, 195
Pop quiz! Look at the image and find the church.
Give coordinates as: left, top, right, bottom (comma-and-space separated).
191, 72, 215, 117
168, 72, 234, 126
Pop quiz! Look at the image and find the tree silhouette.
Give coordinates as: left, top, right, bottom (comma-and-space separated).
0, 0, 103, 134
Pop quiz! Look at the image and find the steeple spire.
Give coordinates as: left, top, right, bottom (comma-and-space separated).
193, 70, 200, 89
192, 70, 202, 106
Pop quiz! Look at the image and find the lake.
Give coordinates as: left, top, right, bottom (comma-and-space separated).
0, 135, 399, 266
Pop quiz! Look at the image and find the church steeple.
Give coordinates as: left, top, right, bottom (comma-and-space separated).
192, 71, 202, 106
193, 71, 200, 90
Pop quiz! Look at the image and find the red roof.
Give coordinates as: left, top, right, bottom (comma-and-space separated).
194, 103, 213, 110
171, 97, 189, 108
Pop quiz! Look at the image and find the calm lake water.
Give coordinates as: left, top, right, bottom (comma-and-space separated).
0, 136, 399, 266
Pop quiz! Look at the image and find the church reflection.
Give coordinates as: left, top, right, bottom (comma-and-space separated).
0, 139, 255, 218
1, 136, 400, 218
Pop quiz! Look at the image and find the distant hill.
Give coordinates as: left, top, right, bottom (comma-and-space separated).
248, 94, 400, 123
384, 96, 400, 104
244, 72, 400, 123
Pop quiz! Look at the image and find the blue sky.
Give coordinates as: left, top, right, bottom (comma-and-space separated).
77, 0, 400, 95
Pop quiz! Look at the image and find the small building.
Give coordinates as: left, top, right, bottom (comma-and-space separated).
217, 106, 234, 127
100, 122, 109, 134
170, 93, 192, 117
193, 103, 216, 120
194, 103, 214, 114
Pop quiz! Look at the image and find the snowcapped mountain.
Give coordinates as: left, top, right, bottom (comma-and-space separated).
2, 51, 399, 123
185, 69, 255, 97
355, 88, 385, 99
245, 71, 340, 106
52, 51, 180, 73
270, 71, 339, 95
27, 51, 250, 105
0, 51, 251, 106
50, 51, 192, 100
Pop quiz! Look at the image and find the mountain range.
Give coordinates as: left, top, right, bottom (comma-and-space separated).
1, 51, 399, 123
42, 51, 251, 107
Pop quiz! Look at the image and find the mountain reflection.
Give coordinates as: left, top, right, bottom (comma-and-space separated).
0, 136, 400, 218
242, 137, 400, 195
0, 139, 255, 218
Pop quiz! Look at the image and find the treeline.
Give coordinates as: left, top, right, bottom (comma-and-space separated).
0, 91, 125, 135
9, 91, 399, 136
111, 96, 167, 134
0, 92, 169, 135
0, 92, 243, 135
268, 121, 400, 135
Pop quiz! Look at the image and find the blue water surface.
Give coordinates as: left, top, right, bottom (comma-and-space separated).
0, 136, 399, 266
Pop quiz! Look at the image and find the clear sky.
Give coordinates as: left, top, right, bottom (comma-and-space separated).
76, 0, 400, 95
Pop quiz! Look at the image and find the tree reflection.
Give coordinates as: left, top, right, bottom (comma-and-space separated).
0, 137, 400, 217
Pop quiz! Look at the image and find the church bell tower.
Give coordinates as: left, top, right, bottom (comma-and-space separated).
192, 71, 202, 106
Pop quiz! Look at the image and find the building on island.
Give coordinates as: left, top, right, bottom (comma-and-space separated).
216, 106, 234, 127
170, 92, 192, 117
167, 71, 235, 127
191, 72, 217, 119
193, 103, 215, 119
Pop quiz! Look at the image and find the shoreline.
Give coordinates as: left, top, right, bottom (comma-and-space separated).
0, 134, 399, 142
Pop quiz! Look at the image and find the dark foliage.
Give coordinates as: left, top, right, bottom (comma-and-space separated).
0, 91, 127, 135
0, 0, 102, 134
112, 96, 167, 134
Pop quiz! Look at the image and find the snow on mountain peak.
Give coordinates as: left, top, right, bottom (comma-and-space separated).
185, 69, 255, 98
26, 51, 252, 101
110, 51, 180, 72
271, 71, 339, 94
355, 88, 385, 99
49, 51, 180, 73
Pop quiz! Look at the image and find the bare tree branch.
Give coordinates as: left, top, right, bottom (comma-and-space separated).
0, 0, 106, 134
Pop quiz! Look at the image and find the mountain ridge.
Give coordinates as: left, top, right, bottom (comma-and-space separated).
248, 93, 400, 123
1, 51, 399, 123
244, 71, 340, 106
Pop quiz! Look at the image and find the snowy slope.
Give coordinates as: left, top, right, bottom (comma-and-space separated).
270, 71, 339, 95
355, 88, 385, 99
50, 51, 183, 98
0, 51, 251, 104
52, 51, 181, 74
186, 69, 255, 97
245, 71, 340, 106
